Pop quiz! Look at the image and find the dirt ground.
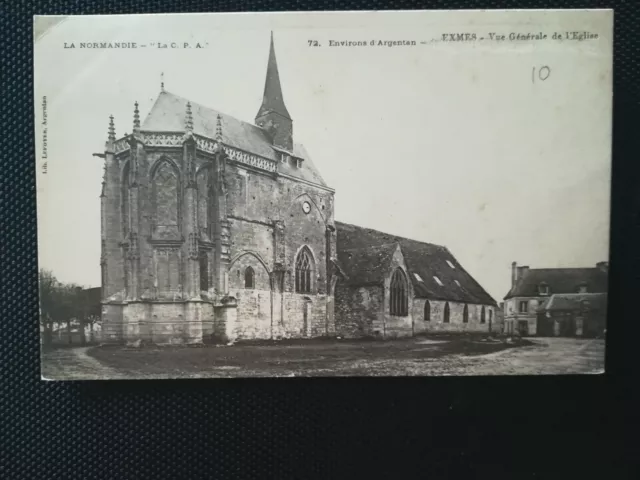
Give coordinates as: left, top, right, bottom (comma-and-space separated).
40, 336, 605, 380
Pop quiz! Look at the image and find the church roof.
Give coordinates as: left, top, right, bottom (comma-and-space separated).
337, 243, 398, 287
141, 90, 328, 188
335, 222, 497, 306
504, 267, 608, 300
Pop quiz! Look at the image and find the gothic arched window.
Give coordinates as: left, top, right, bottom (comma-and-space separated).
390, 268, 408, 317
121, 162, 130, 236
463, 304, 469, 323
245, 266, 255, 289
152, 160, 179, 229
295, 247, 314, 294
424, 300, 431, 322
199, 251, 209, 292
444, 302, 450, 323
481, 306, 486, 324
196, 168, 211, 236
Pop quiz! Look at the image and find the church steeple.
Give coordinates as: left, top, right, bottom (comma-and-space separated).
255, 32, 293, 151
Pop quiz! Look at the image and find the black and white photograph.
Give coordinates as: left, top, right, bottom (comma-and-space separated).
34, 10, 612, 379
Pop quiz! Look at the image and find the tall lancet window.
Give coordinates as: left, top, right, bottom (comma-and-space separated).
245, 267, 255, 289
444, 302, 451, 323
199, 251, 209, 292
481, 306, 486, 324
424, 300, 431, 322
390, 268, 408, 317
463, 304, 469, 323
197, 168, 211, 237
295, 247, 314, 294
121, 162, 130, 236
152, 160, 179, 231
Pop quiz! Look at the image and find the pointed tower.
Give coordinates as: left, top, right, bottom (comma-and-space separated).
255, 32, 293, 151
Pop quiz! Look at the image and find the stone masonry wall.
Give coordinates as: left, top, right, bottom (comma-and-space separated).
103, 140, 337, 342
412, 299, 494, 333
224, 162, 335, 340
228, 251, 272, 339
380, 246, 414, 338
335, 283, 383, 338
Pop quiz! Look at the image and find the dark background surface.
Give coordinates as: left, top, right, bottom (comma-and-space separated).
1, 1, 638, 478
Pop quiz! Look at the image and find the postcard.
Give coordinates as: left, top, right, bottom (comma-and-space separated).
34, 10, 612, 379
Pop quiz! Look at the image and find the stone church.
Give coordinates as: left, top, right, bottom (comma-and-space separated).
99, 33, 497, 344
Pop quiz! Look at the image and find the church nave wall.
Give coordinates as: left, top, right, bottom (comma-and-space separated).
411, 299, 493, 333
232, 289, 273, 339
335, 284, 383, 338
280, 293, 329, 338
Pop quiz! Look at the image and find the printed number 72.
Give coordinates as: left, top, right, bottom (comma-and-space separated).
308, 40, 320, 47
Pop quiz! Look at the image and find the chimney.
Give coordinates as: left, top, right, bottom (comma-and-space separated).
596, 261, 608, 273
511, 261, 517, 287
517, 266, 530, 280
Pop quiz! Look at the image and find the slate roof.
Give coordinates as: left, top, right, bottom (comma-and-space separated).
141, 91, 328, 187
335, 222, 497, 306
337, 243, 398, 287
504, 267, 608, 300
256, 32, 291, 120
537, 293, 608, 313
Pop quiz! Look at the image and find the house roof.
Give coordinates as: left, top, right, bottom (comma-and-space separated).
537, 293, 608, 313
141, 90, 328, 187
335, 222, 497, 306
504, 267, 608, 300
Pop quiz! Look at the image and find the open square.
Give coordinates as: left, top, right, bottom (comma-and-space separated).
41, 336, 605, 379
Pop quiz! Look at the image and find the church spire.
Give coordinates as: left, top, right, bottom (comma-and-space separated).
256, 32, 291, 120
255, 32, 293, 151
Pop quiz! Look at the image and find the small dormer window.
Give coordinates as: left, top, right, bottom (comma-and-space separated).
539, 282, 549, 296
578, 282, 588, 294
413, 273, 423, 282
280, 153, 288, 163
433, 276, 444, 286
454, 280, 461, 287
446, 260, 455, 269
296, 158, 302, 169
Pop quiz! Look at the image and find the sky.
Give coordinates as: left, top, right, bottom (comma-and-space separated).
34, 11, 613, 301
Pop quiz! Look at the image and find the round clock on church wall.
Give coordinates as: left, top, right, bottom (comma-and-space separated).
302, 201, 311, 214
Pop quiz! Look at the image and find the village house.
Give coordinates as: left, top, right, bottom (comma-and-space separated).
503, 261, 608, 336
536, 292, 607, 337
98, 33, 497, 345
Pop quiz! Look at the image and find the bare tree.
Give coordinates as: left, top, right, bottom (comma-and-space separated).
39, 269, 57, 347
39, 269, 87, 346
